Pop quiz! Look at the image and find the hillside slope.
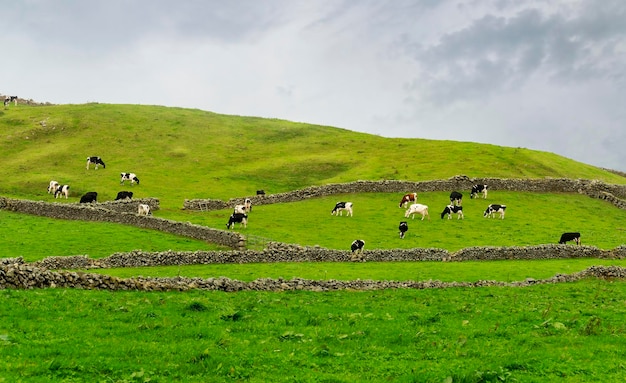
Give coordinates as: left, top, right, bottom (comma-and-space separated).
1, 103, 623, 210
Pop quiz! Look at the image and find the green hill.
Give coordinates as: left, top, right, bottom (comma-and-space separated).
1, 102, 624, 212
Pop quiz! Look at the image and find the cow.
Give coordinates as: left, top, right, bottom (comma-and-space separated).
256, 190, 265, 196
244, 198, 252, 212
331, 202, 353, 217
233, 204, 247, 214
350, 239, 366, 261
47, 180, 60, 194
86, 156, 106, 169
559, 232, 581, 245
54, 185, 70, 199
450, 191, 463, 206
405, 203, 430, 220
115, 191, 133, 200
484, 204, 506, 219
79, 191, 98, 204
120, 172, 140, 185
226, 213, 248, 229
138, 204, 151, 216
399, 193, 418, 208
399, 221, 409, 239
441, 204, 464, 219
470, 184, 488, 199
3, 96, 17, 107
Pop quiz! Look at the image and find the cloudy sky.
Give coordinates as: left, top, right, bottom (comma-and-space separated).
2, 1, 625, 171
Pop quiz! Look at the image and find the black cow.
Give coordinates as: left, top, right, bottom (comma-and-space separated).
450, 191, 463, 206
399, 222, 409, 239
79, 191, 98, 203
470, 184, 488, 199
441, 204, 464, 219
86, 156, 106, 169
115, 191, 133, 200
351, 239, 365, 253
559, 232, 581, 245
226, 213, 248, 229
256, 190, 265, 196
484, 204, 506, 219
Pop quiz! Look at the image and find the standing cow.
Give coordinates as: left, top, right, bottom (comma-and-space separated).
399, 193, 418, 208
120, 173, 140, 185
86, 156, 106, 169
559, 232, 581, 245
441, 204, 464, 219
405, 203, 430, 220
331, 202, 353, 217
470, 184, 488, 199
399, 221, 409, 239
450, 191, 463, 206
484, 204, 506, 219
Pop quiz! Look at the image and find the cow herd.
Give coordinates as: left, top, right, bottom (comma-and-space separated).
46, 156, 148, 215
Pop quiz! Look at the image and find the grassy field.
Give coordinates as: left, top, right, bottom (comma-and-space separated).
1, 102, 626, 382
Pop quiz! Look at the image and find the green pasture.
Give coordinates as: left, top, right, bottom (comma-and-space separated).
1, 280, 626, 382
1, 102, 626, 382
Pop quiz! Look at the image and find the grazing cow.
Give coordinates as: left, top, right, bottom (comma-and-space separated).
226, 213, 248, 229
450, 191, 463, 206
4, 96, 17, 107
405, 203, 430, 220
137, 204, 151, 216
399, 192, 418, 208
441, 204, 464, 219
559, 232, 581, 245
47, 180, 60, 194
79, 191, 98, 204
331, 202, 353, 217
256, 190, 265, 196
350, 239, 366, 261
54, 184, 70, 199
484, 204, 506, 219
470, 184, 488, 199
86, 156, 106, 169
399, 221, 409, 239
120, 172, 140, 185
115, 191, 133, 200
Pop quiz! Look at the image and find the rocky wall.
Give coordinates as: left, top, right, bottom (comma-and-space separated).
1, 263, 625, 292
0, 197, 245, 250
183, 176, 626, 211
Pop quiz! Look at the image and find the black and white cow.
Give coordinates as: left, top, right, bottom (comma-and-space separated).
483, 204, 506, 219
79, 191, 98, 204
441, 204, 464, 219
3, 96, 17, 107
331, 202, 353, 216
86, 156, 106, 169
115, 191, 133, 200
399, 221, 409, 239
47, 180, 60, 194
559, 232, 581, 245
226, 213, 248, 229
470, 184, 488, 199
138, 204, 151, 216
350, 239, 366, 261
450, 191, 463, 206
120, 172, 140, 185
54, 184, 70, 199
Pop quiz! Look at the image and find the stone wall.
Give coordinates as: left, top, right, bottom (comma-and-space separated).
0, 197, 245, 250
183, 176, 626, 211
27, 243, 626, 271
1, 263, 625, 292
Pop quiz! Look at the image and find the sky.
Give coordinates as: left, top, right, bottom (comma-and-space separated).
2, 0, 625, 172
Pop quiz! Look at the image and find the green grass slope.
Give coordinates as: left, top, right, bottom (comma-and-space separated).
1, 103, 624, 213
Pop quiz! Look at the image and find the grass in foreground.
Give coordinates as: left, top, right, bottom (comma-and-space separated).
1, 280, 625, 382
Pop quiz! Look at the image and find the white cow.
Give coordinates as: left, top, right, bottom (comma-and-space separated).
405, 203, 430, 220
47, 180, 60, 194
138, 204, 151, 216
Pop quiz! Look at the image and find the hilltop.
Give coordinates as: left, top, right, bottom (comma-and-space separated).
0, 102, 624, 211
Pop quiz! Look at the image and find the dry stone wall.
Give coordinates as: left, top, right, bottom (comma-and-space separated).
1, 263, 626, 292
183, 176, 626, 211
0, 197, 245, 250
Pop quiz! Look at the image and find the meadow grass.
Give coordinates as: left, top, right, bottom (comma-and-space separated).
1, 280, 626, 382
1, 103, 626, 382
